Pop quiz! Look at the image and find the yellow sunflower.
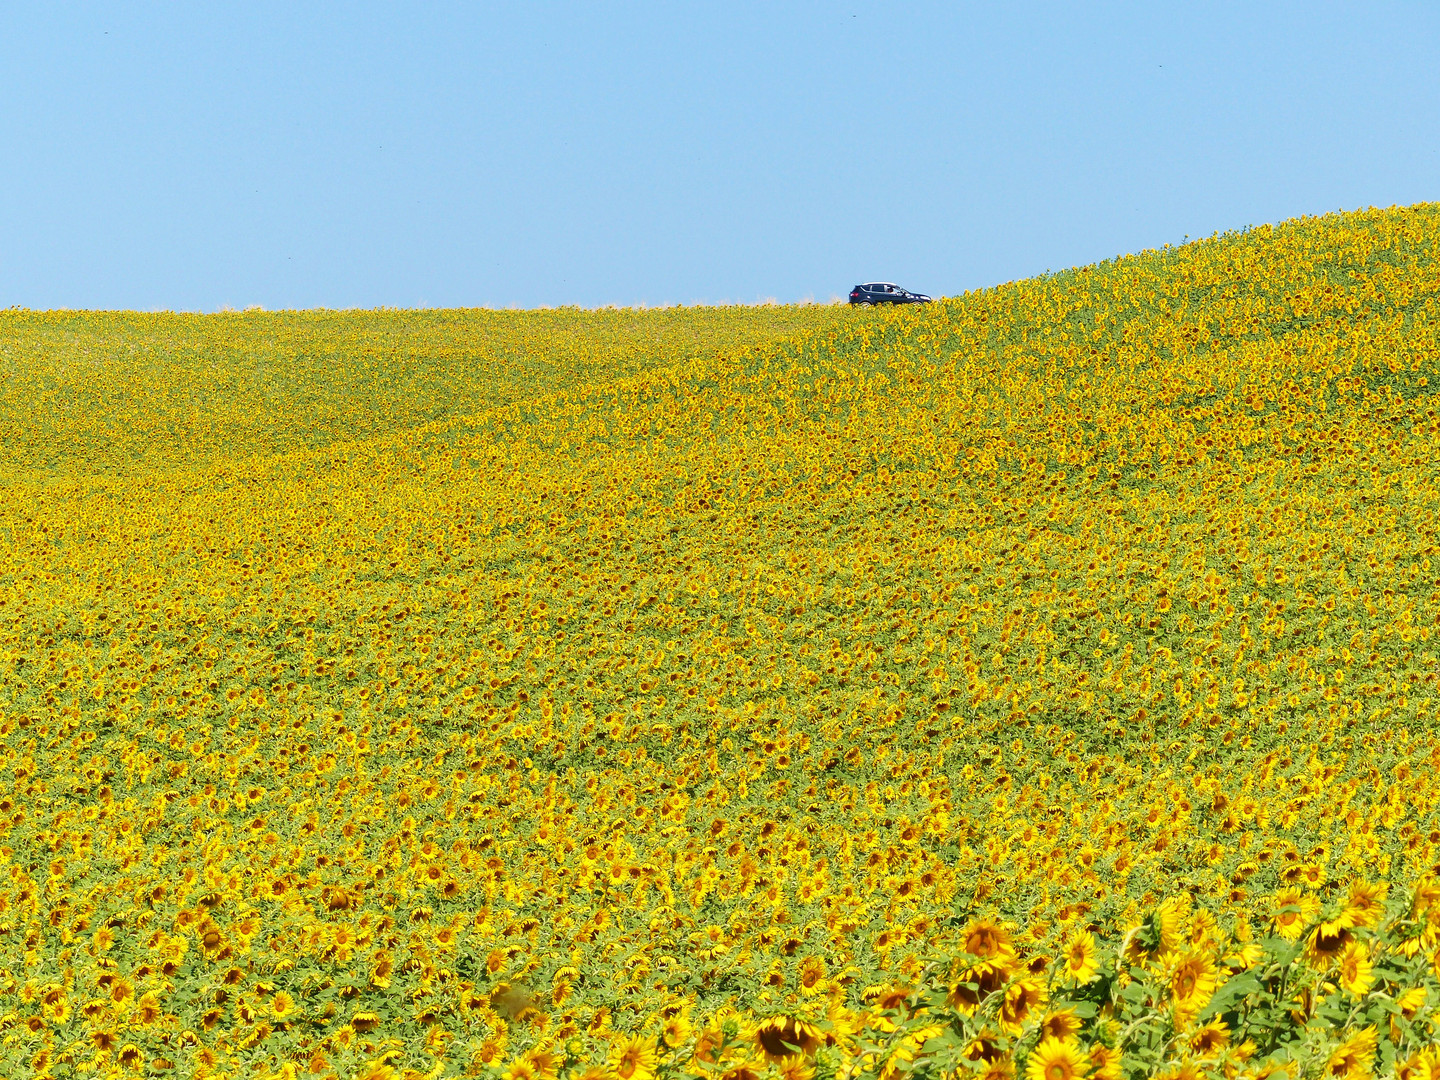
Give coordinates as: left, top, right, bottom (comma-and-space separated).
1189, 1019, 1230, 1058
1271, 887, 1320, 942
979, 1056, 1017, 1080
1154, 1063, 1206, 1080
999, 977, 1047, 1036
963, 917, 1016, 962
661, 1007, 693, 1049
1087, 1043, 1122, 1080
755, 1016, 822, 1062
521, 1048, 559, 1080
948, 959, 1012, 1013
1337, 939, 1376, 999
691, 1025, 726, 1066
608, 1033, 658, 1080
1325, 1026, 1378, 1079
1394, 1050, 1434, 1080
1168, 950, 1218, 1028
1040, 1008, 1083, 1042
1155, 895, 1189, 956
1343, 880, 1388, 931
271, 990, 298, 1020
1307, 924, 1354, 966
1396, 986, 1428, 1019
798, 955, 827, 995
1026, 1037, 1090, 1080
1061, 931, 1099, 984
964, 1028, 1004, 1063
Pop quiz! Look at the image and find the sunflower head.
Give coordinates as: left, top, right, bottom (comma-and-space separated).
999, 977, 1047, 1036
1168, 950, 1218, 1029
1394, 1050, 1435, 1080
798, 955, 826, 993
947, 960, 1011, 1013
755, 1016, 822, 1062
1325, 1025, 1378, 1079
1413, 878, 1440, 920
1154, 894, 1190, 956
1189, 1019, 1230, 1058
1307, 924, 1354, 965
692, 1026, 725, 1066
1343, 879, 1389, 931
963, 917, 1016, 962
1397, 985, 1428, 1020
1025, 1036, 1089, 1080
607, 1034, 659, 1080
1271, 888, 1319, 942
1062, 931, 1099, 984
661, 1008, 693, 1049
521, 1048, 559, 1080
979, 1058, 1017, 1080
1040, 1008, 1083, 1042
964, 1029, 1005, 1063
1155, 1063, 1206, 1080
1337, 939, 1376, 999
1087, 1043, 1122, 1080
869, 984, 917, 1014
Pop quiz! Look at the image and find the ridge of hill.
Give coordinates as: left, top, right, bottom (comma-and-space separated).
0, 304, 849, 480
3, 204, 1440, 1078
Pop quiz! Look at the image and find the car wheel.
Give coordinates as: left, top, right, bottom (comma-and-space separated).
859, 300, 873, 307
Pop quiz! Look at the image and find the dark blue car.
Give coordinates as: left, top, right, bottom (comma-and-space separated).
849, 283, 932, 306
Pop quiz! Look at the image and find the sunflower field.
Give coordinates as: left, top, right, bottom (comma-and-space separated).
4, 205, 1440, 1080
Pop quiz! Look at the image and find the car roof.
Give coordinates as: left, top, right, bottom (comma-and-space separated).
860, 282, 899, 288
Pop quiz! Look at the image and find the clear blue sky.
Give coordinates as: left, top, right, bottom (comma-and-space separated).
3, 2, 1437, 311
